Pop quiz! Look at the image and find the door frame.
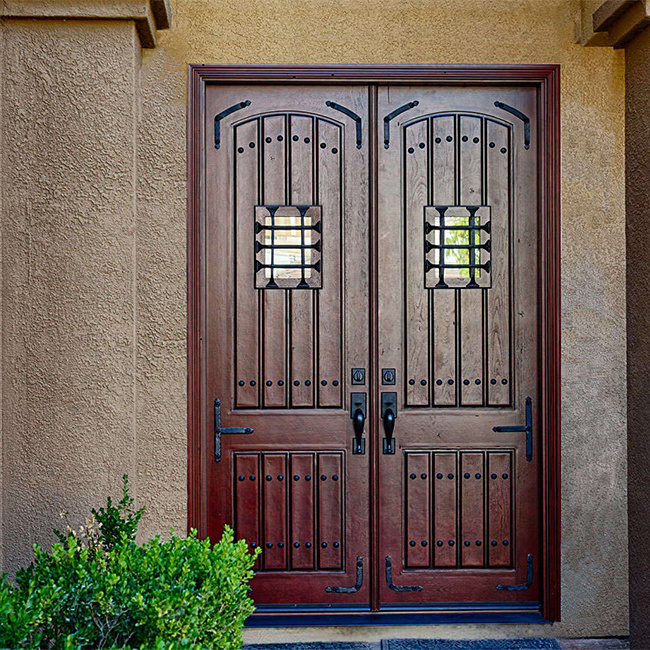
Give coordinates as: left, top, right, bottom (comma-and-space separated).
187, 64, 561, 624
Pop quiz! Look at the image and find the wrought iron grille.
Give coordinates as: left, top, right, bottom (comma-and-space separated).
254, 205, 322, 289
424, 205, 492, 289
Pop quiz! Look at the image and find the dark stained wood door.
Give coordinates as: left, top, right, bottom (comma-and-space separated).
377, 86, 540, 606
204, 85, 372, 606
201, 78, 546, 616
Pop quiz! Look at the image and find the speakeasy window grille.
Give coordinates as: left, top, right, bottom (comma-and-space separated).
424, 205, 492, 289
254, 205, 322, 289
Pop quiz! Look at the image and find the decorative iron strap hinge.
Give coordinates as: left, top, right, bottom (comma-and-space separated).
214, 100, 251, 149
325, 101, 363, 149
494, 101, 530, 150
493, 396, 533, 462
497, 553, 534, 591
385, 556, 423, 592
213, 398, 254, 463
325, 556, 363, 593
383, 101, 419, 149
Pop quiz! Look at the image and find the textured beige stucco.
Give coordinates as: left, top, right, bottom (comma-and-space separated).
1, 0, 628, 641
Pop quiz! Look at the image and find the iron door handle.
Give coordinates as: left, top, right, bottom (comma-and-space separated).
383, 409, 395, 454
353, 409, 365, 455
382, 392, 397, 455
350, 392, 366, 455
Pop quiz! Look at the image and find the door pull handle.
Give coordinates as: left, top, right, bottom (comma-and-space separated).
382, 392, 398, 455
350, 392, 366, 455
492, 396, 533, 461
213, 398, 254, 463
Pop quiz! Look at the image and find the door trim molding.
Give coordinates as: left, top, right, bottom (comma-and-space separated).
187, 64, 561, 623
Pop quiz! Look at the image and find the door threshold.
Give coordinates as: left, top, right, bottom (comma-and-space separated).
246, 603, 548, 627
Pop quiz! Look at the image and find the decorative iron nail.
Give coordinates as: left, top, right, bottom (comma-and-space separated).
250, 380, 256, 386
320, 143, 327, 149
321, 475, 327, 481
266, 475, 272, 481
238, 381, 244, 386
294, 542, 300, 548
435, 137, 441, 143
409, 379, 415, 385
266, 137, 272, 143
491, 540, 498, 546
249, 142, 255, 148
333, 380, 339, 386
421, 541, 428, 547
462, 136, 468, 142
421, 379, 427, 385
491, 379, 497, 384
237, 147, 244, 153
305, 380, 311, 386
294, 380, 300, 386
266, 380, 272, 386
465, 473, 471, 479
410, 473, 417, 480
491, 473, 498, 479
410, 541, 416, 547
278, 475, 284, 481
421, 473, 427, 479
489, 142, 495, 148
446, 135, 453, 142
419, 142, 425, 148
238, 476, 245, 481
437, 541, 443, 547
333, 542, 340, 548
502, 378, 508, 384
475, 473, 481, 479
448, 379, 454, 385
502, 473, 508, 479
464, 379, 469, 385
448, 473, 454, 479
278, 380, 284, 386
464, 541, 470, 547
304, 137, 310, 143
332, 148, 338, 154
473, 137, 479, 143
436, 379, 443, 385
476, 379, 481, 384
408, 147, 414, 154
278, 542, 284, 548
449, 540, 455, 546
321, 380, 327, 385
277, 135, 283, 141
322, 542, 327, 548
293, 475, 300, 481
437, 473, 443, 479
501, 147, 507, 154
305, 542, 312, 548
293, 135, 299, 141
332, 475, 339, 481
266, 542, 273, 548
249, 475, 256, 481
476, 540, 482, 546
503, 540, 509, 546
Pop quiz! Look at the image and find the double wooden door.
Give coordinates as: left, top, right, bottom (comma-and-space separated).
202, 79, 542, 619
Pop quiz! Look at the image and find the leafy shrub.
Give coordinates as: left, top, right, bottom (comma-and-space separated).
0, 477, 259, 649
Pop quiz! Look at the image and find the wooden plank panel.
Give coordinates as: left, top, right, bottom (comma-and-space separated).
317, 452, 343, 569
262, 115, 288, 407
234, 120, 260, 407
460, 451, 485, 567
234, 454, 260, 563
431, 116, 457, 406
289, 115, 315, 407
459, 116, 484, 406
486, 120, 512, 405
488, 451, 513, 567
290, 453, 315, 569
405, 120, 430, 405
262, 453, 287, 570
433, 451, 458, 567
316, 119, 343, 407
406, 452, 431, 567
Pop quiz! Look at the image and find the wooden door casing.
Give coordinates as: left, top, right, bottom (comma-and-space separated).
188, 65, 561, 624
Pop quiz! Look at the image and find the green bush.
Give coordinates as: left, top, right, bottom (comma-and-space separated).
0, 477, 260, 649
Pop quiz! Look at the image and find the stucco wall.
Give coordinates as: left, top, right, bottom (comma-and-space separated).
0, 18, 141, 571
624, 24, 650, 650
1, 0, 627, 641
